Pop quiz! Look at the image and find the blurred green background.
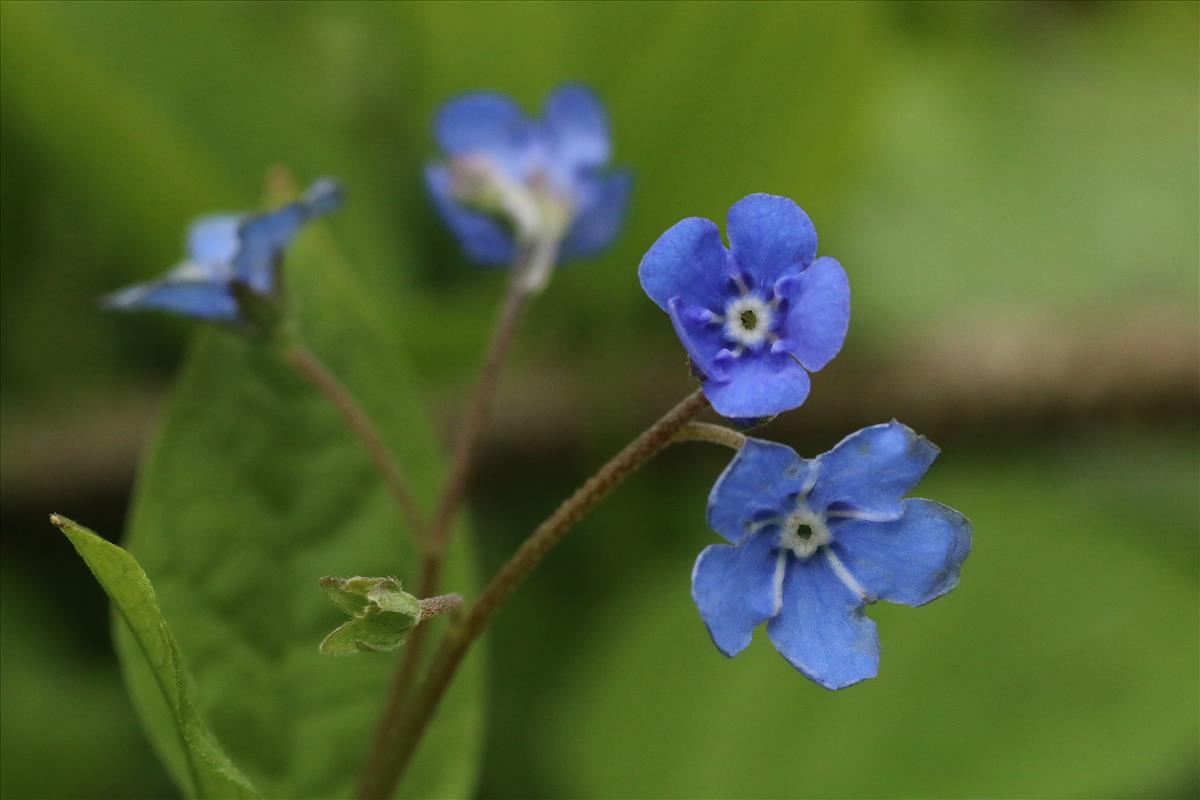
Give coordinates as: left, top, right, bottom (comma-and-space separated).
2, 1, 1197, 798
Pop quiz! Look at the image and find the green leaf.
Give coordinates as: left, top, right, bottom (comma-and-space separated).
117, 219, 485, 797
318, 577, 422, 656
49, 515, 259, 799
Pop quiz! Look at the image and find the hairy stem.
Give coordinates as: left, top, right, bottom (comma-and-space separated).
426, 271, 530, 570
284, 345, 425, 541
356, 389, 709, 800
418, 594, 462, 621
357, 242, 544, 799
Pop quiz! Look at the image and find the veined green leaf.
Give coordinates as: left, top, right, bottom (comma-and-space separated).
49, 515, 258, 799
116, 207, 485, 797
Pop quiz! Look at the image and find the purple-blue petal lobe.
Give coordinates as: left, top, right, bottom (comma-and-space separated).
225, 179, 340, 293
424, 164, 515, 265
703, 352, 811, 419
707, 438, 813, 544
638, 216, 731, 312
767, 555, 879, 690
667, 297, 730, 382
102, 279, 238, 321
779, 256, 850, 372
726, 193, 817, 287
692, 532, 783, 657
231, 203, 308, 293
560, 169, 631, 260
831, 499, 972, 607
543, 84, 611, 173
809, 421, 939, 520
434, 92, 541, 179
186, 215, 241, 265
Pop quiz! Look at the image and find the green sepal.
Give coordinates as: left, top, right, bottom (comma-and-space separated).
229, 279, 285, 343
318, 576, 422, 656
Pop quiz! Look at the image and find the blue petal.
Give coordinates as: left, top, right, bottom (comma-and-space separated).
543, 83, 611, 174
424, 164, 515, 265
301, 177, 344, 217
808, 422, 940, 520
726, 194, 817, 288
767, 554, 879, 689
666, 297, 729, 382
102, 278, 238, 322
186, 214, 241, 265
560, 169, 631, 260
707, 438, 814, 544
830, 499, 972, 607
778, 256, 850, 372
434, 92, 542, 179
638, 217, 732, 313
703, 351, 811, 419
231, 203, 307, 293
227, 180, 340, 293
692, 531, 784, 657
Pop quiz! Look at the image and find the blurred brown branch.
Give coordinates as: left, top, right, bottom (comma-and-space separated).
3, 307, 1196, 507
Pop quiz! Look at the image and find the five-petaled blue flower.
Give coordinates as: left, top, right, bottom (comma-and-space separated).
639, 194, 849, 419
693, 421, 971, 689
425, 83, 631, 286
103, 179, 342, 324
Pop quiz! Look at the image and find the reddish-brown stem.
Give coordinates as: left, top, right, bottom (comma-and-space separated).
284, 345, 425, 542
355, 389, 708, 800
356, 255, 536, 799
424, 272, 531, 585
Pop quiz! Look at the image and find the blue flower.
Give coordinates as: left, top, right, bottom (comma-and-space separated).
692, 422, 971, 689
103, 179, 342, 324
639, 194, 849, 419
425, 84, 631, 287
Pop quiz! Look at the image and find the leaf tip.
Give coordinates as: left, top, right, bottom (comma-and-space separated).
49, 513, 68, 528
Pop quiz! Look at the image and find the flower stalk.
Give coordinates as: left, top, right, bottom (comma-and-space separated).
356, 389, 708, 800
673, 421, 747, 450
283, 344, 426, 541
357, 240, 545, 797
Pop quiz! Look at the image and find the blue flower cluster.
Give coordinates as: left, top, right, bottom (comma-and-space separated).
103, 82, 969, 692
639, 191, 970, 688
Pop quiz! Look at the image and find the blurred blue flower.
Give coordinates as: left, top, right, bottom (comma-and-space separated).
639, 194, 849, 419
103, 179, 342, 324
693, 422, 971, 689
425, 84, 631, 287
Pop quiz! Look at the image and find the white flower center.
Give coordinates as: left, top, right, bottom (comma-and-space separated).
778, 505, 831, 559
723, 296, 773, 348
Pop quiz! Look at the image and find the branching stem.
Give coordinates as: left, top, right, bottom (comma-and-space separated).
356, 389, 709, 800
357, 242, 543, 799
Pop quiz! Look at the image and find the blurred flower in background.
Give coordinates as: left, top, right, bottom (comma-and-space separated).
102, 178, 341, 326
425, 83, 631, 288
